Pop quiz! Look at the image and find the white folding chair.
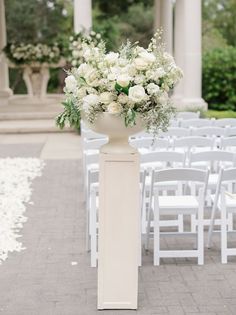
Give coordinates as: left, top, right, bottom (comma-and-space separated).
191, 127, 226, 138
176, 111, 200, 120
180, 119, 213, 128
146, 168, 209, 265
142, 151, 186, 239
207, 168, 236, 262
189, 150, 236, 231
130, 137, 155, 150
214, 118, 236, 128
137, 138, 169, 154
160, 127, 190, 138
82, 129, 107, 140
173, 136, 215, 157
169, 119, 180, 127
83, 138, 108, 151
225, 127, 236, 137
221, 137, 236, 153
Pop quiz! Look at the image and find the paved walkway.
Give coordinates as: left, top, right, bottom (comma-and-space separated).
1, 133, 236, 315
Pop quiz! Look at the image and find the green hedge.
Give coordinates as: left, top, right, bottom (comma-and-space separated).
202, 47, 236, 111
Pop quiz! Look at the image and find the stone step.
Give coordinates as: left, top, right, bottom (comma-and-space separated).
0, 111, 60, 121
0, 119, 73, 134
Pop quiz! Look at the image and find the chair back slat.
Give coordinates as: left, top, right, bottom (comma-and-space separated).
181, 119, 212, 128
215, 118, 236, 128
154, 168, 208, 183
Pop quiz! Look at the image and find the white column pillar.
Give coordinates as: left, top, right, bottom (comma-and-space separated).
0, 0, 12, 106
154, 0, 173, 54
74, 0, 92, 33
173, 0, 207, 110
173, 0, 185, 101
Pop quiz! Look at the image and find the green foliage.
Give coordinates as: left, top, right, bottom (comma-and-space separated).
93, 2, 154, 51
5, 0, 73, 44
124, 109, 136, 127
56, 98, 81, 131
93, 0, 153, 17
118, 3, 154, 49
202, 0, 236, 48
205, 110, 236, 119
202, 47, 236, 111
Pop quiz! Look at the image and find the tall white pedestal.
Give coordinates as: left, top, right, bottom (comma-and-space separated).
98, 152, 140, 309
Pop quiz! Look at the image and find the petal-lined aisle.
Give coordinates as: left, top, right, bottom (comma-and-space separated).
0, 158, 44, 263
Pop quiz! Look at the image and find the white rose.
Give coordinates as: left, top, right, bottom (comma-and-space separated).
134, 57, 149, 71
64, 75, 77, 93
128, 85, 147, 103
118, 93, 129, 105
77, 63, 90, 76
84, 69, 99, 87
100, 92, 114, 105
117, 74, 131, 87
139, 51, 156, 64
75, 87, 87, 99
82, 94, 99, 113
147, 83, 160, 95
107, 102, 123, 114
71, 60, 77, 67
105, 52, 119, 65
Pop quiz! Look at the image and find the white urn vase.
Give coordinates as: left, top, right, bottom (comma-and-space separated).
82, 112, 144, 154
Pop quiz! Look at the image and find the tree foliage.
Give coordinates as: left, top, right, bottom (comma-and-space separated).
202, 0, 236, 48
5, 0, 73, 44
203, 47, 236, 111
93, 0, 153, 17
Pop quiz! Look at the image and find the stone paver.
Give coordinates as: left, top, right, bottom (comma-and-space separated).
0, 134, 236, 315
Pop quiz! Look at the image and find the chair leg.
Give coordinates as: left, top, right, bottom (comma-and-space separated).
154, 203, 160, 266
178, 214, 183, 232
191, 214, 197, 233
221, 207, 228, 264
145, 206, 152, 251
86, 207, 90, 252
198, 203, 204, 265
228, 213, 233, 231
207, 203, 217, 249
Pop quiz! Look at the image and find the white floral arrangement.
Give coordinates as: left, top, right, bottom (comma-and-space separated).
3, 42, 62, 65
67, 30, 102, 67
57, 31, 183, 134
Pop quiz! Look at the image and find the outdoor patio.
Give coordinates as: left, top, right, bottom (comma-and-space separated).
0, 132, 236, 315
1, 0, 236, 314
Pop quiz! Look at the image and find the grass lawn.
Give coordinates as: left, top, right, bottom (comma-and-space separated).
205, 110, 236, 119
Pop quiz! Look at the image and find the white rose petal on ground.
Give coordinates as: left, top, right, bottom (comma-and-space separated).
0, 158, 44, 264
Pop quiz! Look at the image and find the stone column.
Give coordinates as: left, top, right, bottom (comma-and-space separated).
173, 0, 207, 109
74, 0, 92, 33
154, 0, 173, 54
173, 0, 185, 101
0, 0, 12, 106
